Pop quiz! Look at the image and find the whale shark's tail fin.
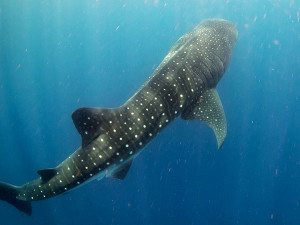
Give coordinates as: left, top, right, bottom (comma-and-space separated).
0, 182, 32, 215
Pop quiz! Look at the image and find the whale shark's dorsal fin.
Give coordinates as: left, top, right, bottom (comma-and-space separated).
37, 168, 58, 183
181, 88, 227, 149
72, 107, 118, 148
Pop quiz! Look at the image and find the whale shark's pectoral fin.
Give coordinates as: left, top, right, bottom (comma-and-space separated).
109, 160, 133, 180
72, 107, 118, 148
37, 168, 58, 183
181, 88, 227, 149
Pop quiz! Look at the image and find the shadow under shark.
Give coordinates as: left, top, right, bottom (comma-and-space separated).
0, 19, 238, 215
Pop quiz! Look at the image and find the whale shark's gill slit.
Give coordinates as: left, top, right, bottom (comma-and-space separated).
209, 51, 225, 80
204, 55, 220, 85
197, 56, 217, 88
190, 61, 209, 88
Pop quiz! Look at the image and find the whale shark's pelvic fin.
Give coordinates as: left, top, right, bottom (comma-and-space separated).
109, 160, 133, 180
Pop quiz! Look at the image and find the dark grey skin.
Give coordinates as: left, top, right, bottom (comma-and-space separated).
0, 19, 238, 215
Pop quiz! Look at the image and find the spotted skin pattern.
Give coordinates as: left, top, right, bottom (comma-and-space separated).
0, 19, 238, 215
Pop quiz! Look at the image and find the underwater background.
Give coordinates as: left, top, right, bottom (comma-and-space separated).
0, 0, 300, 224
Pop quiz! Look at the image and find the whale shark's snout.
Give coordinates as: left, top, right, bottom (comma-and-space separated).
202, 18, 238, 43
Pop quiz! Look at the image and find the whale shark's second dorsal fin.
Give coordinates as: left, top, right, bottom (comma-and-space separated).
181, 88, 227, 149
72, 107, 119, 148
37, 168, 58, 183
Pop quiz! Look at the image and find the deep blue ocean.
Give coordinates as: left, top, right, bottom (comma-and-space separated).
0, 0, 300, 224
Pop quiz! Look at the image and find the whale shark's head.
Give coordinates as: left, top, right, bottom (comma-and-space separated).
200, 19, 238, 43
198, 19, 238, 80
165, 18, 238, 88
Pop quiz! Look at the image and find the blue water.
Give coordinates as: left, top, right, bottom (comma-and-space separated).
0, 0, 300, 224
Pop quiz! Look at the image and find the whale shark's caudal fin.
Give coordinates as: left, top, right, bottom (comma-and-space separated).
0, 182, 32, 215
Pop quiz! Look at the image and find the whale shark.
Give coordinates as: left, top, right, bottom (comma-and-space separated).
0, 19, 238, 215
